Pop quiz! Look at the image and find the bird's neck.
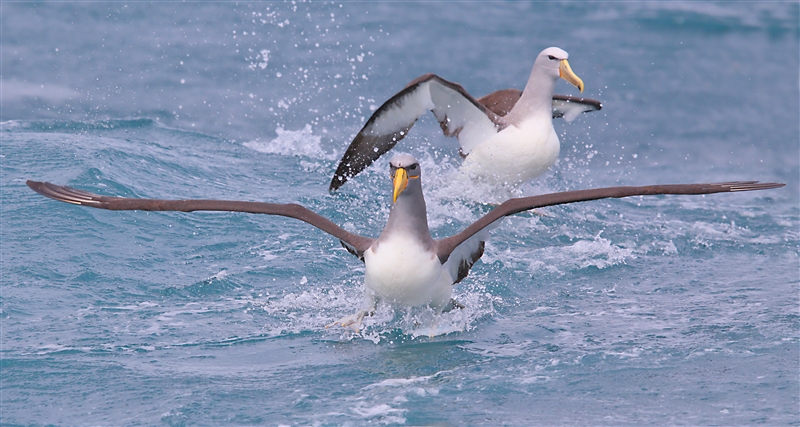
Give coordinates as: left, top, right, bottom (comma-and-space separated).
379, 190, 434, 248
505, 67, 557, 124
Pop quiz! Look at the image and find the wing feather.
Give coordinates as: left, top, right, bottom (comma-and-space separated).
436, 181, 784, 263
329, 74, 501, 191
442, 219, 501, 283
329, 75, 437, 191
26, 180, 375, 258
477, 90, 602, 120
551, 94, 603, 122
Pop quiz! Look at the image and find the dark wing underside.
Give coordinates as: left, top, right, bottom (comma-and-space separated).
329, 75, 604, 192
26, 180, 376, 258
435, 181, 784, 264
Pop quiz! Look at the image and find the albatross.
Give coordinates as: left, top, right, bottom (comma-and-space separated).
27, 155, 783, 331
329, 47, 603, 191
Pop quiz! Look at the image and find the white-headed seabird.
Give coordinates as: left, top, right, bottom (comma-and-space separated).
27, 155, 783, 331
329, 47, 603, 191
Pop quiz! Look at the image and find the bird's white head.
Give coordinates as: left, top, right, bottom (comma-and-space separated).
389, 154, 421, 203
536, 47, 584, 93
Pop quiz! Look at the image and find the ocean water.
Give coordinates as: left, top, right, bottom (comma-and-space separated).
2, 2, 799, 426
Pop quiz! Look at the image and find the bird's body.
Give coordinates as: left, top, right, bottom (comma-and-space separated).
27, 155, 784, 332
363, 154, 457, 314
364, 233, 452, 309
329, 47, 601, 191
461, 115, 559, 183
462, 53, 567, 183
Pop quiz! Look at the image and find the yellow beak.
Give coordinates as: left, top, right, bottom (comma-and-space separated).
559, 59, 584, 93
392, 167, 408, 203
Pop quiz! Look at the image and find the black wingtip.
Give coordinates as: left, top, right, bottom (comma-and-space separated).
328, 174, 345, 192
26, 180, 104, 206
26, 180, 48, 196
26, 180, 67, 203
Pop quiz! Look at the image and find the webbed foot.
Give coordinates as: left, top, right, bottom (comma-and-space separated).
326, 309, 374, 332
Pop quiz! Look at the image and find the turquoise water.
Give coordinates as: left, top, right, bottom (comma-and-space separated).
2, 3, 799, 426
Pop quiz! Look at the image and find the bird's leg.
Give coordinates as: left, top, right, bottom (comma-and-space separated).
326, 292, 376, 332
326, 310, 371, 332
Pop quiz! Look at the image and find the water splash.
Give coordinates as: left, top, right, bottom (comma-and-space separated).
243, 124, 334, 160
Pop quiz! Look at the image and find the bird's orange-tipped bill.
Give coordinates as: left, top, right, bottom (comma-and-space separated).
559, 59, 584, 93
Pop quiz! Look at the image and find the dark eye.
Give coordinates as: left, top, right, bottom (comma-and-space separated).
548, 55, 557, 60
410, 164, 418, 170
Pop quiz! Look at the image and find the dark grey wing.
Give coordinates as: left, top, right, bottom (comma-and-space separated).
27, 180, 376, 258
329, 74, 502, 191
477, 90, 602, 120
552, 94, 603, 121
436, 181, 784, 263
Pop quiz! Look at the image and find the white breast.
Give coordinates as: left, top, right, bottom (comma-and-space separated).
363, 233, 453, 309
460, 116, 560, 184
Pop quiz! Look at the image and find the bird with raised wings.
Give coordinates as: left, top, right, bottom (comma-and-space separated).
329, 47, 603, 191
28, 155, 782, 331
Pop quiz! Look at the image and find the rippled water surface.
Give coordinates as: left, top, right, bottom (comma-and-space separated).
2, 2, 799, 426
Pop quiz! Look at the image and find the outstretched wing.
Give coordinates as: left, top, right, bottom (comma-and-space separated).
329, 74, 502, 191
435, 181, 784, 264
27, 180, 376, 259
477, 90, 602, 121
